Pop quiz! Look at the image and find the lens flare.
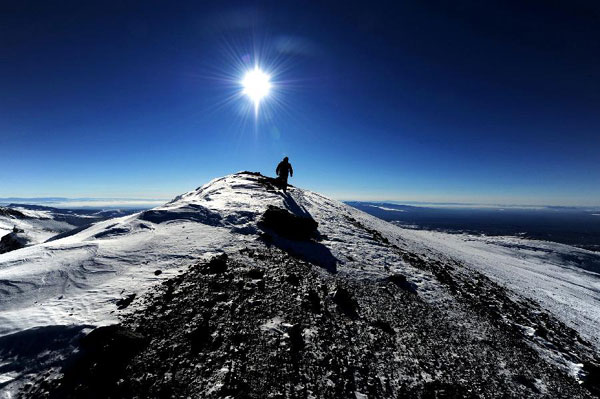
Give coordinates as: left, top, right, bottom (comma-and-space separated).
241, 67, 272, 114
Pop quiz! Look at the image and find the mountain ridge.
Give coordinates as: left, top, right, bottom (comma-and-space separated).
0, 172, 599, 397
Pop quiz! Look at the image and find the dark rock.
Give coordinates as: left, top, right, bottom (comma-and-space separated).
303, 289, 321, 313
0, 207, 28, 218
154, 270, 162, 276
247, 268, 264, 280
258, 205, 318, 241
115, 294, 136, 310
214, 292, 228, 301
371, 320, 395, 335
385, 274, 417, 294
536, 325, 549, 339
513, 374, 541, 393
201, 254, 228, 275
421, 381, 478, 398
583, 361, 600, 395
0, 232, 27, 254
386, 274, 407, 285
332, 286, 359, 318
189, 323, 212, 353
285, 273, 300, 286
288, 324, 304, 352
237, 171, 262, 176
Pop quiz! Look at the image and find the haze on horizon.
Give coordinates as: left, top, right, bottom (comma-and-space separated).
2, 1, 599, 206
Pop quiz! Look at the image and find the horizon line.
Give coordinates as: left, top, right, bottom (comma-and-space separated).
1, 196, 599, 210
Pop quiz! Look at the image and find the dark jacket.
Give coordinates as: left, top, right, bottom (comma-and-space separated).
276, 161, 293, 178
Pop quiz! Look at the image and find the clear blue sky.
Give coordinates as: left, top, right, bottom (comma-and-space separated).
1, 1, 599, 205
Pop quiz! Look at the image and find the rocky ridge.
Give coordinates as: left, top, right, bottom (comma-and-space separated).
23, 173, 600, 398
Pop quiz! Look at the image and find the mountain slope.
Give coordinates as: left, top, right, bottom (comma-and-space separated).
0, 204, 139, 253
0, 172, 599, 397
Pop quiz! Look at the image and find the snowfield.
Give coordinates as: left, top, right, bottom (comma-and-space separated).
390, 228, 600, 350
0, 172, 599, 396
0, 173, 438, 338
0, 205, 135, 249
0, 208, 80, 245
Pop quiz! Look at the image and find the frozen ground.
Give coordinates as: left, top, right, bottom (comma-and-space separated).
0, 172, 599, 397
0, 173, 440, 337
0, 205, 139, 249
390, 228, 600, 351
0, 207, 80, 245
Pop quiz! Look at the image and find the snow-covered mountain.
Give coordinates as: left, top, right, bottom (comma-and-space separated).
0, 204, 140, 253
1, 172, 599, 398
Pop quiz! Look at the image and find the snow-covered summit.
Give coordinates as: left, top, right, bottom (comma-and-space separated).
0, 172, 420, 336
1, 172, 599, 397
0, 171, 598, 344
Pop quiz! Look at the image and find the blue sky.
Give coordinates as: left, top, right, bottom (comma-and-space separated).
1, 1, 599, 206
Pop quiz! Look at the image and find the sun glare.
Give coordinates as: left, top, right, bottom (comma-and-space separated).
241, 67, 272, 114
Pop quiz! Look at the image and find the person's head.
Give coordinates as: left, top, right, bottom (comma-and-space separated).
283, 156, 289, 162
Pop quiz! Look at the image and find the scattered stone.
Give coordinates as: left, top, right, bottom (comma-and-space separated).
371, 320, 395, 335
303, 290, 321, 313
583, 361, 600, 395
258, 205, 318, 241
201, 254, 228, 275
285, 273, 300, 286
287, 324, 304, 352
385, 274, 417, 294
214, 292, 228, 301
513, 374, 541, 393
332, 286, 359, 318
247, 268, 264, 280
116, 294, 136, 310
189, 323, 212, 353
31, 246, 597, 399
0, 231, 27, 254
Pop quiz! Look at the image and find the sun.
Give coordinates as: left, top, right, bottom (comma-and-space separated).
241, 67, 272, 114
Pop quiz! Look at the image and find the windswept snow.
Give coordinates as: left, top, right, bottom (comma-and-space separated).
0, 173, 439, 345
0, 210, 75, 245
0, 205, 135, 248
1, 172, 599, 395
387, 229, 600, 350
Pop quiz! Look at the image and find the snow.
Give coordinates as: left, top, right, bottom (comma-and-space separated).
0, 173, 446, 391
0, 212, 77, 246
0, 214, 236, 337
1, 172, 599, 394
4, 172, 595, 344
387, 228, 600, 350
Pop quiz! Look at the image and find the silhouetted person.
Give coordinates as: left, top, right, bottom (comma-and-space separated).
276, 157, 293, 192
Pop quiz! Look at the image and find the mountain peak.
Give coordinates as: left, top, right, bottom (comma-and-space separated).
1, 172, 599, 397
